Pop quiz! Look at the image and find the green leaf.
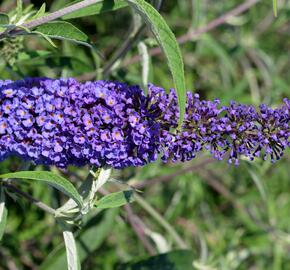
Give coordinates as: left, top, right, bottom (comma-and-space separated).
63, 230, 81, 270
35, 21, 91, 48
117, 250, 195, 270
0, 187, 8, 241
0, 13, 9, 25
33, 31, 57, 48
33, 3, 46, 19
62, 0, 128, 19
125, 0, 186, 128
0, 171, 83, 208
95, 190, 134, 209
138, 41, 150, 93
40, 209, 118, 270
16, 0, 23, 21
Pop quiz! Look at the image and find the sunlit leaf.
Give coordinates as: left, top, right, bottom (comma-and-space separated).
95, 190, 134, 209
33, 3, 46, 19
16, 0, 23, 21
35, 21, 92, 48
0, 171, 83, 208
63, 230, 81, 270
0, 188, 8, 241
125, 0, 186, 127
40, 209, 118, 270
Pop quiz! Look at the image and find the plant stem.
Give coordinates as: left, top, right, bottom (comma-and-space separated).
3, 183, 56, 216
134, 193, 188, 249
23, 0, 103, 29
0, 0, 104, 38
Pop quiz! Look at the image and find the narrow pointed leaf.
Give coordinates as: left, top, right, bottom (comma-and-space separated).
40, 209, 118, 270
0, 171, 83, 208
95, 190, 134, 209
35, 21, 91, 48
33, 3, 46, 19
63, 230, 81, 270
0, 188, 8, 241
16, 0, 23, 20
94, 167, 112, 193
125, 0, 186, 127
33, 31, 57, 47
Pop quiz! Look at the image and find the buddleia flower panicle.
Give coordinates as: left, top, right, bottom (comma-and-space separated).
0, 78, 289, 168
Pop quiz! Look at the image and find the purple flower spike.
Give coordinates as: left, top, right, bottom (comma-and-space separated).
0, 78, 289, 168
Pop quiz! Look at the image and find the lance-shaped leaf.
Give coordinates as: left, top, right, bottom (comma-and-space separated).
40, 209, 118, 270
32, 3, 46, 19
125, 0, 186, 127
0, 171, 83, 208
95, 190, 134, 209
63, 230, 81, 270
35, 21, 92, 48
0, 188, 8, 241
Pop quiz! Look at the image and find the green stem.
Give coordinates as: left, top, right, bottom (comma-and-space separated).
134, 193, 188, 249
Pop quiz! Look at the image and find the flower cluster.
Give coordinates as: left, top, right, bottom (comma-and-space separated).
0, 78, 161, 168
157, 89, 290, 165
0, 78, 289, 168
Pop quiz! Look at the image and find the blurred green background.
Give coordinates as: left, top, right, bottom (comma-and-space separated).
0, 0, 290, 269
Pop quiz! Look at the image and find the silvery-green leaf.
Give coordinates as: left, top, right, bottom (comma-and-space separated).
40, 209, 118, 270
0, 188, 8, 241
95, 190, 134, 209
35, 21, 92, 48
0, 171, 83, 208
63, 230, 81, 270
94, 167, 112, 193
16, 0, 23, 21
125, 0, 186, 127
33, 3, 46, 19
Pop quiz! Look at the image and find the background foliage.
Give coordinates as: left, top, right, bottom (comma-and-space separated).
0, 0, 290, 269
